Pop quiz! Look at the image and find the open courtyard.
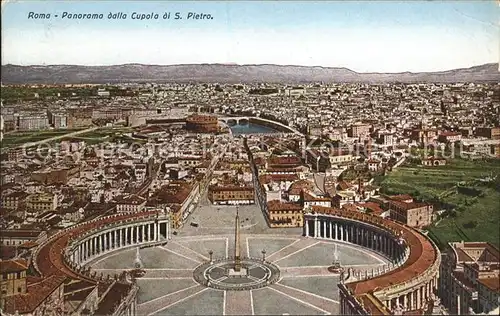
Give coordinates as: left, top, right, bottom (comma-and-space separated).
89, 199, 388, 315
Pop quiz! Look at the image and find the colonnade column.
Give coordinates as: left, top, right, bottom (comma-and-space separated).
416, 287, 421, 309
329, 222, 333, 240
155, 223, 160, 241
323, 221, 326, 238
103, 233, 109, 251
82, 242, 86, 262
314, 217, 318, 237
354, 225, 358, 244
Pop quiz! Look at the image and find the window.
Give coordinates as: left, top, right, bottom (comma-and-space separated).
17, 287, 22, 293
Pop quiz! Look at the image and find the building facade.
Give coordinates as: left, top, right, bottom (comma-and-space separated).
208, 186, 255, 205
439, 241, 500, 315
0, 259, 28, 297
26, 193, 58, 213
267, 200, 303, 228
388, 199, 434, 228
185, 115, 220, 133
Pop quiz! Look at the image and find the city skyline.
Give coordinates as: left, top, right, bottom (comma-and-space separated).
2, 0, 499, 72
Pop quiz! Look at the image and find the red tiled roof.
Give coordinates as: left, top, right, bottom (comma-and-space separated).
341, 204, 359, 213
266, 167, 299, 173
478, 277, 500, 293
209, 186, 254, 192
302, 191, 331, 202
0, 246, 18, 260
267, 200, 303, 211
152, 182, 193, 204
0, 258, 28, 273
460, 242, 500, 260
337, 181, 351, 191
389, 200, 430, 211
260, 174, 299, 183
389, 194, 414, 202
352, 202, 385, 215
0, 229, 44, 239
268, 156, 302, 166
20, 240, 39, 249
455, 248, 474, 262
2, 275, 67, 314
288, 179, 315, 195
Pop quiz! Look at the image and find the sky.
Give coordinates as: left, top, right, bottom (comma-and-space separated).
1, 0, 499, 72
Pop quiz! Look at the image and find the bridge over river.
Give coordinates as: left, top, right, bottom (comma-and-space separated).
217, 116, 303, 136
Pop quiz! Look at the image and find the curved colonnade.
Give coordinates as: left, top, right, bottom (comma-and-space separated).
31, 211, 171, 316
304, 206, 440, 315
34, 210, 171, 280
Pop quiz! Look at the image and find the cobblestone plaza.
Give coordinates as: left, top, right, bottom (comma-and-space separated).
89, 201, 389, 315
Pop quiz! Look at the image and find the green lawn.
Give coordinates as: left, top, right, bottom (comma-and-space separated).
1, 129, 84, 147
380, 159, 500, 248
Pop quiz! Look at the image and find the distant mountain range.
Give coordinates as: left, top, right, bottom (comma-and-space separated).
1, 63, 499, 84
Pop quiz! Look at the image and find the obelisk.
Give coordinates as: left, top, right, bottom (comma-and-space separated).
234, 207, 241, 271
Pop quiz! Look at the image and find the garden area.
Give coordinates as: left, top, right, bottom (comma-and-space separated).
378, 158, 500, 248
1, 129, 84, 147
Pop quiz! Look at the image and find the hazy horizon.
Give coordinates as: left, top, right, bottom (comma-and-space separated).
2, 1, 499, 73
1, 61, 498, 74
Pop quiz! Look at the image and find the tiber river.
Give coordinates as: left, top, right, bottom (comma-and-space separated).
229, 123, 278, 135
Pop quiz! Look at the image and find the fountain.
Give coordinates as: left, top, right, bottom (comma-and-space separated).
192, 207, 280, 290
130, 247, 146, 278
134, 247, 143, 269
328, 244, 344, 273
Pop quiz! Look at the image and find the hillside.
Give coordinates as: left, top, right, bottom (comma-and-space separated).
1, 63, 499, 84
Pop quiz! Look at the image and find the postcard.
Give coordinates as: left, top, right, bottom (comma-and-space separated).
1, 1, 499, 316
